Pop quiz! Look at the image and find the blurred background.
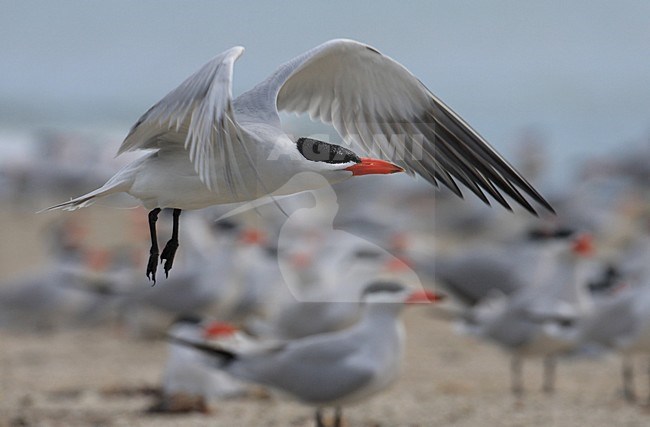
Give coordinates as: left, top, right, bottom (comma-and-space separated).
1, 1, 649, 426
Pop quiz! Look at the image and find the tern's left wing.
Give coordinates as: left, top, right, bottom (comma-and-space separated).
258, 39, 553, 215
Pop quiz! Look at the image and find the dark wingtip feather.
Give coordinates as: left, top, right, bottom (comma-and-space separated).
536, 196, 556, 215
422, 101, 554, 216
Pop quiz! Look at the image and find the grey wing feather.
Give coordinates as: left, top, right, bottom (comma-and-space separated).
579, 293, 638, 348
254, 39, 552, 214
116, 46, 249, 196
231, 332, 374, 403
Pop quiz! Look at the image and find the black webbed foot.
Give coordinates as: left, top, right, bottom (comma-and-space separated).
146, 251, 159, 284
160, 238, 179, 278
145, 208, 180, 284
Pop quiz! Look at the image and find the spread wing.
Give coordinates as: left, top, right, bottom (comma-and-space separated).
262, 39, 553, 214
117, 46, 249, 196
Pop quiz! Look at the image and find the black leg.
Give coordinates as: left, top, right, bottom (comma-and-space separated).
623, 357, 636, 402
334, 407, 343, 427
160, 209, 181, 278
146, 208, 162, 284
511, 355, 524, 397
542, 355, 556, 394
646, 356, 650, 405
315, 408, 326, 427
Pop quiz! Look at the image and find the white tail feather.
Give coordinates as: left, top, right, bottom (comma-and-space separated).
39, 182, 127, 213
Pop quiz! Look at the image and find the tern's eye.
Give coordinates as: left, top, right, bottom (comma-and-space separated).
353, 249, 383, 259
297, 138, 361, 164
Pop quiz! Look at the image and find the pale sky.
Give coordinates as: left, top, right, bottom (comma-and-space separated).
2, 0, 649, 181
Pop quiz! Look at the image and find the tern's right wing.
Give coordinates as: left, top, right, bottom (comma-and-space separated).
117, 47, 250, 197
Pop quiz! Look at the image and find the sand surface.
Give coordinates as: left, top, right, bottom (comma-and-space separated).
1, 206, 650, 427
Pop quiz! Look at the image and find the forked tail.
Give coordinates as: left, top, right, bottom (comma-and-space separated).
39, 182, 127, 212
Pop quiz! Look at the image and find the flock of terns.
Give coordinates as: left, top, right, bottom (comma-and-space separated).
0, 39, 649, 425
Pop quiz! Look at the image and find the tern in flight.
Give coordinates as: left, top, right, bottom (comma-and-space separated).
45, 39, 553, 282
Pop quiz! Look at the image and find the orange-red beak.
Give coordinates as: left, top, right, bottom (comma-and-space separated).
239, 228, 266, 245
202, 321, 238, 339
572, 233, 595, 257
406, 290, 445, 304
345, 158, 404, 176
290, 252, 313, 269
384, 257, 412, 273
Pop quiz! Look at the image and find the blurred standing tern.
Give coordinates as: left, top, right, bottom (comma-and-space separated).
149, 316, 247, 413
171, 282, 442, 427
44, 39, 553, 282
465, 233, 597, 395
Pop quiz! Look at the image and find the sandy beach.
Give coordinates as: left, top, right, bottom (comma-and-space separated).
1, 308, 650, 427
1, 206, 650, 427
